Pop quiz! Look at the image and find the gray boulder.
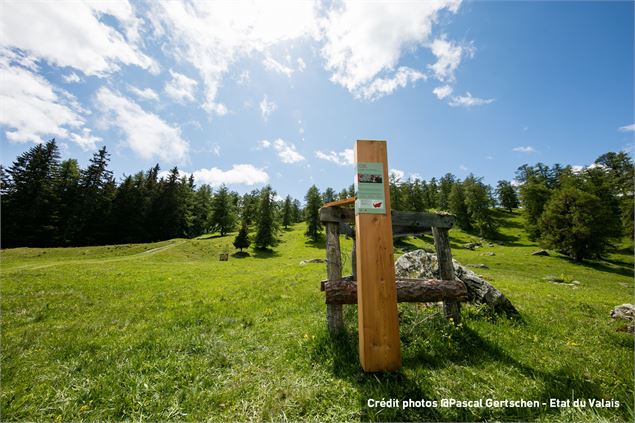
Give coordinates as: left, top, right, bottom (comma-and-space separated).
395, 249, 519, 316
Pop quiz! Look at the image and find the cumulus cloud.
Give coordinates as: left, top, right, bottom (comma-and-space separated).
512, 146, 536, 153
69, 128, 102, 151
164, 70, 198, 103
259, 95, 277, 121
448, 92, 495, 107
260, 138, 305, 163
315, 148, 354, 166
433, 84, 453, 99
390, 168, 405, 181
361, 67, 426, 100
0, 1, 157, 77
0, 58, 84, 144
148, 1, 317, 115
95, 87, 189, 162
262, 56, 294, 77
128, 85, 159, 102
62, 72, 81, 83
319, 0, 460, 99
297, 57, 306, 71
428, 37, 472, 83
618, 123, 635, 132
193, 164, 269, 187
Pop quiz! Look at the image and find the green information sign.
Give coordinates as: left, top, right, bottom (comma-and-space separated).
355, 162, 386, 215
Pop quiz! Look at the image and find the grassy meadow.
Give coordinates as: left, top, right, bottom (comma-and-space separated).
1, 210, 633, 421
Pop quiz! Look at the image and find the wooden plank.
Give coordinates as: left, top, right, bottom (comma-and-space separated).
320, 206, 355, 223
391, 210, 455, 229
324, 278, 468, 304
323, 196, 356, 208
325, 222, 344, 334
432, 227, 461, 322
354, 140, 401, 372
320, 206, 455, 229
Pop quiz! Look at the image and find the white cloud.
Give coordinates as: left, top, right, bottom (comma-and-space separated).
0, 59, 84, 143
262, 56, 294, 77
259, 95, 277, 121
319, 1, 460, 98
0, 1, 157, 77
315, 148, 354, 166
428, 37, 472, 82
69, 128, 102, 151
128, 85, 159, 102
433, 84, 453, 99
390, 168, 405, 181
193, 164, 269, 187
459, 164, 468, 171
211, 144, 221, 156
260, 138, 305, 163
448, 92, 495, 107
236, 70, 250, 84
512, 146, 536, 153
164, 70, 198, 103
618, 123, 635, 132
95, 87, 189, 162
297, 57, 306, 71
149, 1, 317, 115
63, 72, 81, 83
360, 67, 426, 100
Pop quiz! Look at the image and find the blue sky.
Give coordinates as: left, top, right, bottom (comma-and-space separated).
1, 0, 633, 200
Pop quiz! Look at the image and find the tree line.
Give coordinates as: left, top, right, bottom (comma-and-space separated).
0, 139, 303, 249
2, 140, 632, 261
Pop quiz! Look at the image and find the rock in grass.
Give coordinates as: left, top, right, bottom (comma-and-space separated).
532, 249, 550, 256
464, 242, 482, 250
480, 252, 496, 256
468, 263, 489, 269
300, 258, 326, 265
395, 250, 519, 317
611, 304, 635, 321
611, 304, 635, 334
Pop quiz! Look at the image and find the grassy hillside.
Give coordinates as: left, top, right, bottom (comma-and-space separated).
1, 210, 633, 421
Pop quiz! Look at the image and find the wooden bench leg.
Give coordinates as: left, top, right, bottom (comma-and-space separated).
432, 226, 461, 323
326, 222, 344, 335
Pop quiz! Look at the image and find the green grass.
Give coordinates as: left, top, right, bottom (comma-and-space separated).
1, 210, 633, 421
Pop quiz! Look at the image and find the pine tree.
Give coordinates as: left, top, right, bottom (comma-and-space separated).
438, 173, 456, 211
191, 185, 213, 236
282, 195, 293, 229
496, 180, 519, 212
304, 185, 323, 241
292, 199, 303, 223
463, 175, 496, 236
2, 139, 61, 247
210, 184, 236, 236
322, 187, 336, 204
448, 181, 471, 230
233, 223, 251, 252
254, 186, 278, 249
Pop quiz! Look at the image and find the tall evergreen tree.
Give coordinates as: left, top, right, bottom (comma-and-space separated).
463, 175, 496, 236
233, 222, 251, 252
191, 184, 213, 236
496, 180, 519, 212
304, 185, 323, 241
448, 181, 471, 230
254, 185, 278, 249
210, 184, 236, 236
322, 187, 336, 204
282, 195, 293, 229
292, 199, 303, 223
2, 139, 61, 246
438, 173, 456, 211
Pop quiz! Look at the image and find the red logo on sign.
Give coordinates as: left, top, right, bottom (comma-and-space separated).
373, 201, 382, 208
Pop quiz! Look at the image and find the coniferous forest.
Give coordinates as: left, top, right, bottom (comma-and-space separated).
1, 139, 633, 262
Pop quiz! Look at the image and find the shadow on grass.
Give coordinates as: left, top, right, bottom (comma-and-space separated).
231, 251, 250, 258
252, 248, 280, 259
305, 237, 326, 249
562, 257, 634, 278
310, 314, 624, 422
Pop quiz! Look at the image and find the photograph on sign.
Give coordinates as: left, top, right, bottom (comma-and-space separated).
355, 162, 386, 215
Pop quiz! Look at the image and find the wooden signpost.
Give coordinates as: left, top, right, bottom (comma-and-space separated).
354, 140, 401, 372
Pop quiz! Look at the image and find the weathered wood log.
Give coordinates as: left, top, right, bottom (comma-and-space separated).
323, 277, 468, 305
325, 222, 344, 334
433, 227, 461, 322
319, 206, 455, 230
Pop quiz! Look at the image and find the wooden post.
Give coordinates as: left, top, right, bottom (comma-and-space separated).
325, 221, 344, 334
432, 227, 461, 322
354, 140, 401, 372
